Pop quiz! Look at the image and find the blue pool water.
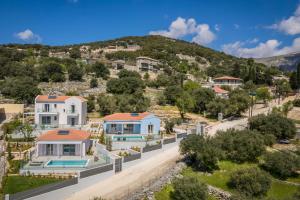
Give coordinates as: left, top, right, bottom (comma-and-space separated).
46, 160, 88, 168
112, 135, 144, 141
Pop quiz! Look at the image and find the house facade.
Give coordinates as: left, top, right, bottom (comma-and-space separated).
103, 112, 161, 142
213, 76, 242, 89
136, 56, 160, 72
213, 85, 229, 98
36, 129, 91, 157
34, 95, 87, 129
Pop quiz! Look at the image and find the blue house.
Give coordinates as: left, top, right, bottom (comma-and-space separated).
103, 112, 161, 142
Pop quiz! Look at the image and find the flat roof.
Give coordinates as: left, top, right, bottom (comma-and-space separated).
213, 76, 242, 81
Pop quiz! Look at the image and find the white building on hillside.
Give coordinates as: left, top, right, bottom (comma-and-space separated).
136, 56, 160, 72
34, 95, 87, 129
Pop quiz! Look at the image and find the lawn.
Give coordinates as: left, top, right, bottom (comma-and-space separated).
181, 161, 299, 200
3, 175, 63, 194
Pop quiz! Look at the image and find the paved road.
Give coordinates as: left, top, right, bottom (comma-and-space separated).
207, 97, 294, 136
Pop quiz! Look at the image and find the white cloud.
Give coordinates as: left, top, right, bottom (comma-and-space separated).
222, 37, 300, 58
270, 5, 300, 35
15, 29, 42, 43
214, 24, 220, 32
149, 17, 216, 45
234, 24, 240, 29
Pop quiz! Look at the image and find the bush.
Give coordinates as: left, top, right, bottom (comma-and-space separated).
261, 151, 300, 180
90, 78, 98, 88
228, 167, 271, 198
249, 113, 296, 140
171, 176, 208, 200
92, 62, 110, 79
214, 129, 265, 163
293, 99, 300, 107
180, 135, 220, 172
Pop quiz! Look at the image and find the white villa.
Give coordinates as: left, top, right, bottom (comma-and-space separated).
34, 95, 87, 129
136, 56, 160, 72
36, 129, 91, 157
213, 76, 243, 89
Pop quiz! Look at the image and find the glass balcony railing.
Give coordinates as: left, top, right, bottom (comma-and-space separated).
66, 110, 78, 115
37, 108, 58, 113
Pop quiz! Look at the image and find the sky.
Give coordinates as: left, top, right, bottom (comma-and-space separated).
1, 0, 300, 58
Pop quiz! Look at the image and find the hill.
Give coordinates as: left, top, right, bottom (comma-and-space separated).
255, 52, 300, 71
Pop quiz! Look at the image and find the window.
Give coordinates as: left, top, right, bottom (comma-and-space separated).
41, 116, 51, 125
63, 144, 76, 156
54, 104, 57, 108
71, 105, 75, 113
148, 124, 153, 134
123, 124, 134, 134
54, 116, 57, 121
46, 144, 54, 155
44, 104, 50, 112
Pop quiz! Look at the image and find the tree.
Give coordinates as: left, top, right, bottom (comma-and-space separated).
206, 97, 228, 118
20, 123, 33, 141
143, 72, 150, 80
164, 119, 175, 134
97, 94, 117, 116
261, 151, 300, 180
117, 69, 141, 79
69, 48, 81, 59
90, 78, 98, 88
289, 72, 298, 90
192, 88, 215, 113
171, 176, 208, 200
249, 113, 296, 140
256, 87, 271, 106
106, 77, 145, 94
214, 129, 265, 163
228, 167, 271, 198
183, 80, 201, 93
37, 62, 65, 82
175, 92, 195, 119
0, 76, 41, 103
180, 135, 220, 172
67, 64, 84, 81
116, 92, 150, 113
92, 62, 110, 79
227, 89, 250, 117
297, 63, 300, 90
164, 85, 184, 105
274, 79, 292, 102
87, 95, 95, 112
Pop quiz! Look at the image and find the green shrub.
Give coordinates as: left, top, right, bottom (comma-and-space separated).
171, 176, 208, 200
228, 167, 271, 198
214, 129, 265, 163
261, 151, 300, 180
293, 99, 300, 107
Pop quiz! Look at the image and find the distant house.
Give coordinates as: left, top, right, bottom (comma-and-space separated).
136, 56, 160, 72
213, 76, 242, 88
103, 112, 161, 143
34, 95, 87, 129
213, 85, 229, 98
36, 129, 91, 157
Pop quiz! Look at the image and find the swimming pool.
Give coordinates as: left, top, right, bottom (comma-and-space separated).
112, 135, 144, 141
45, 160, 89, 168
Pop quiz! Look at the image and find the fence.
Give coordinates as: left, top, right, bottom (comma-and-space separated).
163, 137, 176, 145
115, 157, 122, 173
7, 177, 78, 200
80, 163, 113, 179
176, 132, 187, 139
142, 143, 162, 153
123, 153, 141, 163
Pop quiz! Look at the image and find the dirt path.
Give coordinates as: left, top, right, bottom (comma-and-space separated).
65, 145, 180, 200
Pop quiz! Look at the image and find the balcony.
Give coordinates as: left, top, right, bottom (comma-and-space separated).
66, 109, 79, 115
36, 108, 58, 114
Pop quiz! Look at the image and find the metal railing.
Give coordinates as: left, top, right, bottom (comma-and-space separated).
36, 108, 58, 113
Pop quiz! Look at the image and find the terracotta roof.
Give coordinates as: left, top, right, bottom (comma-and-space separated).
213, 86, 229, 94
37, 129, 90, 141
213, 76, 242, 81
103, 112, 151, 121
36, 95, 87, 103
